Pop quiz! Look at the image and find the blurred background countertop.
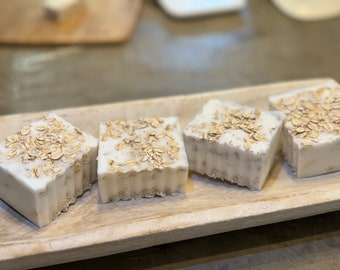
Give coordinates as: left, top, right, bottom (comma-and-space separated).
0, 0, 339, 115
1, 1, 340, 269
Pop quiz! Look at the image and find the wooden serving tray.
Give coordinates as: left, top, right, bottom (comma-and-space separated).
0, 0, 143, 44
1, 78, 340, 269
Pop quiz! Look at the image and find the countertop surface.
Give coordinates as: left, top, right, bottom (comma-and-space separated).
1, 1, 340, 269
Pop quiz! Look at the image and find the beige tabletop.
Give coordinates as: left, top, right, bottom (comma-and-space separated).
1, 1, 340, 269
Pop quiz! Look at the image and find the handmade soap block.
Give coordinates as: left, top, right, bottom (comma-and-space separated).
97, 117, 189, 203
183, 99, 285, 190
269, 80, 340, 178
0, 113, 98, 227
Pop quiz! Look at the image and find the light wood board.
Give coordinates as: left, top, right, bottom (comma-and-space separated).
0, 0, 143, 44
1, 78, 340, 269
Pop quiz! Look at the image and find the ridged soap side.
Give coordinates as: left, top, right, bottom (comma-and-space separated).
184, 136, 268, 190
41, 148, 97, 227
99, 167, 187, 203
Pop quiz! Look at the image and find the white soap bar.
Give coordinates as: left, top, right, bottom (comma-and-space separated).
44, 0, 84, 21
97, 117, 188, 203
0, 113, 98, 227
183, 99, 285, 190
269, 80, 340, 178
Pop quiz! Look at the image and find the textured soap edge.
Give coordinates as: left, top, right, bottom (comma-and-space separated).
98, 167, 188, 203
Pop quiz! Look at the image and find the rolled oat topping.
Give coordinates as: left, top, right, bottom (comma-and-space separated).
271, 86, 340, 146
191, 108, 268, 150
2, 116, 89, 179
102, 118, 180, 170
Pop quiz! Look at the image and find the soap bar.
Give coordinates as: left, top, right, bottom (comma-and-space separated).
269, 80, 340, 178
0, 113, 98, 227
97, 117, 188, 203
183, 99, 285, 190
43, 0, 85, 21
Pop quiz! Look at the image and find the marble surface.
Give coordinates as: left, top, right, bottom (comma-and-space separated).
0, 0, 340, 269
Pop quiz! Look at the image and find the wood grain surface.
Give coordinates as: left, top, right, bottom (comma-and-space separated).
1, 78, 339, 270
0, 0, 143, 44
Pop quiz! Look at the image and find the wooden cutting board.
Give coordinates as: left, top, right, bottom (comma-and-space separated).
0, 0, 143, 44
2, 78, 340, 270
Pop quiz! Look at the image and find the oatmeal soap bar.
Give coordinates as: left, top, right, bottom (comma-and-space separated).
0, 113, 98, 227
97, 117, 189, 203
269, 80, 340, 178
183, 99, 285, 190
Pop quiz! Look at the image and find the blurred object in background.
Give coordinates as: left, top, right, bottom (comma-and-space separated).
43, 0, 85, 22
272, 0, 340, 21
0, 0, 142, 44
157, 0, 247, 18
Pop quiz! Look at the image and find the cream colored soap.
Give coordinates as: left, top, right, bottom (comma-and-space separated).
269, 80, 340, 178
97, 117, 188, 203
183, 99, 285, 190
0, 113, 98, 227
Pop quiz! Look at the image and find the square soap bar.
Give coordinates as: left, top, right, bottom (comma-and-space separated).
183, 99, 285, 190
269, 80, 340, 178
97, 117, 188, 203
0, 113, 98, 227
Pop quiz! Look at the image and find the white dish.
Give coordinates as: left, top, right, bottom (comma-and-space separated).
158, 0, 246, 18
